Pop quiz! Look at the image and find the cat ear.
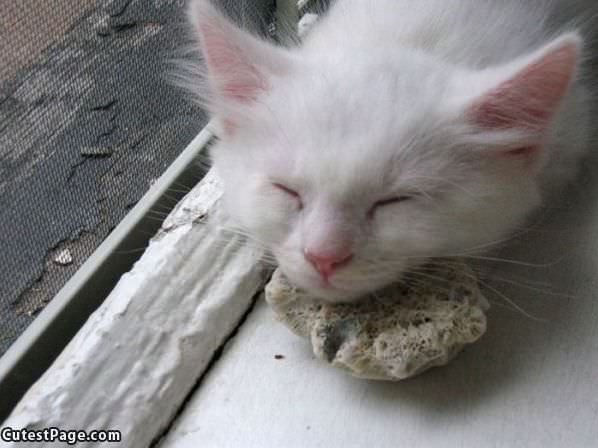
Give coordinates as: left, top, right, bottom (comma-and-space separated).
458, 33, 581, 160
188, 0, 291, 131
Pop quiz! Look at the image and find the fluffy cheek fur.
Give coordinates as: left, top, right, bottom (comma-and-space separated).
218, 172, 293, 245
417, 168, 543, 257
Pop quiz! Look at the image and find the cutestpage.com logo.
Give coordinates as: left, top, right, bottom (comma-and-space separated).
1, 426, 122, 445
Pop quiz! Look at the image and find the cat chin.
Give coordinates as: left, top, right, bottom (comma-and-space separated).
277, 266, 391, 304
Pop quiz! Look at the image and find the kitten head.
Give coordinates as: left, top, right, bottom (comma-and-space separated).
188, 0, 580, 302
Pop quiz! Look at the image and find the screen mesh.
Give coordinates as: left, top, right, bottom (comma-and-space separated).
0, 0, 222, 356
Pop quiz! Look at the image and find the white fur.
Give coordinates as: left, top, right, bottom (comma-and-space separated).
187, 0, 592, 302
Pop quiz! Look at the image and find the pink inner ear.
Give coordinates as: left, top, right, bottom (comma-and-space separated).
471, 39, 579, 131
198, 20, 266, 103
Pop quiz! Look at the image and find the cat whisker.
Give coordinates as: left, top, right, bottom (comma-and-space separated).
401, 269, 538, 321
114, 247, 150, 255
149, 204, 176, 214
486, 275, 577, 300
475, 277, 547, 322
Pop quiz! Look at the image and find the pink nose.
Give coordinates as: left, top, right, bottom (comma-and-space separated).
304, 249, 354, 280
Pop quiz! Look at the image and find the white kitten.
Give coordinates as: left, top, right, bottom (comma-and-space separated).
186, 0, 592, 302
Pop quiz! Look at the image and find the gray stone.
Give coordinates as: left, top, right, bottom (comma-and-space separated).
265, 260, 488, 381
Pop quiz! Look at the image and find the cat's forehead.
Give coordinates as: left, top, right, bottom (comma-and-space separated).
296, 51, 447, 105
255, 123, 414, 202
264, 52, 452, 144
242, 52, 458, 195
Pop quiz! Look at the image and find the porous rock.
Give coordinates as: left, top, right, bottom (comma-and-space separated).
265, 260, 488, 381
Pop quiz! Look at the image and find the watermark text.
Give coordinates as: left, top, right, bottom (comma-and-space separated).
1, 427, 121, 445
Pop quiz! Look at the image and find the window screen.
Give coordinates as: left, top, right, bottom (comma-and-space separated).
0, 0, 275, 357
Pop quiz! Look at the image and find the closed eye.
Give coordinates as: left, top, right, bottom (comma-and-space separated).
375, 196, 412, 207
368, 195, 412, 217
272, 183, 303, 209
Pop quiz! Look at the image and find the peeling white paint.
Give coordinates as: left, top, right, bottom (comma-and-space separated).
2, 169, 267, 448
